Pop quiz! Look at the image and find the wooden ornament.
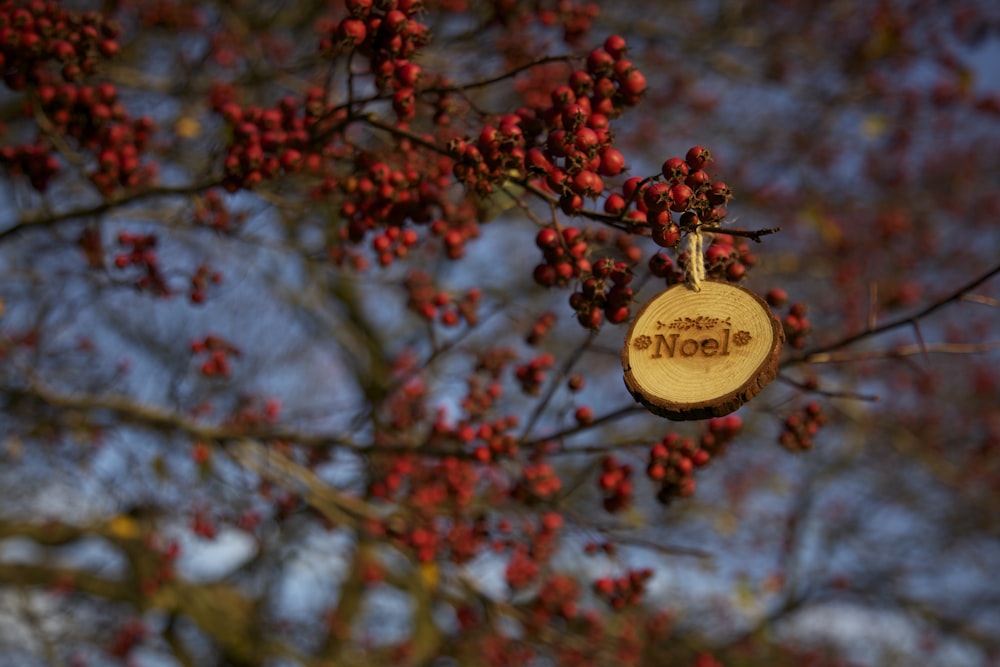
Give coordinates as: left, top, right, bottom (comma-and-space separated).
622, 281, 783, 420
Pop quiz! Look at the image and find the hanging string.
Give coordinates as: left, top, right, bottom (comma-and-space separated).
683, 228, 706, 291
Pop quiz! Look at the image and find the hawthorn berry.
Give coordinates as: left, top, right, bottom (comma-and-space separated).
685, 145, 712, 170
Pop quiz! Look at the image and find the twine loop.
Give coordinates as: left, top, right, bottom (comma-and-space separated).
683, 228, 706, 291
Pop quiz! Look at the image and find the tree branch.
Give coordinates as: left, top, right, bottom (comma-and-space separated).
784, 261, 1000, 367
0, 180, 220, 245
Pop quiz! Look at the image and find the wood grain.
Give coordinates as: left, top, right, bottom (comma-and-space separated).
622, 281, 783, 420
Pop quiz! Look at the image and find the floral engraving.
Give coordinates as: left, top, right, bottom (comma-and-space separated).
733, 330, 752, 346
633, 334, 652, 350
657, 315, 732, 331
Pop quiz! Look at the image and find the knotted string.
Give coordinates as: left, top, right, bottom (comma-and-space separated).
683, 228, 706, 291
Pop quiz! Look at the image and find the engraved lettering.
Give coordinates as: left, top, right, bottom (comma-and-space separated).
651, 333, 678, 358
645, 328, 737, 359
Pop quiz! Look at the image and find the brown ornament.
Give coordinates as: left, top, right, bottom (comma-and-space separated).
622, 281, 783, 420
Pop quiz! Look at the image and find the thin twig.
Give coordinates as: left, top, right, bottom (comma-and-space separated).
522, 404, 644, 450
518, 330, 598, 442
776, 374, 880, 401
698, 224, 782, 242
785, 261, 1000, 366
803, 340, 1000, 364
0, 180, 220, 244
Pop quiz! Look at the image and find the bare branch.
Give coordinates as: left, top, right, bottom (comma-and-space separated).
803, 340, 1000, 364
785, 261, 1000, 367
226, 439, 389, 526
776, 374, 880, 401
698, 224, 782, 242
0, 180, 220, 245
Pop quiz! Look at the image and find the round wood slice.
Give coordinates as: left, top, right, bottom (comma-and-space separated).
622, 281, 783, 420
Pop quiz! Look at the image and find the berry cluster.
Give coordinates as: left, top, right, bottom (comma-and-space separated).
593, 567, 653, 610
647, 416, 742, 503
648, 251, 684, 285
218, 94, 324, 191
189, 506, 217, 539
377, 375, 427, 433
190, 334, 240, 377
781, 301, 812, 349
533, 225, 593, 288
606, 147, 734, 260
449, 115, 526, 198
467, 417, 519, 463
34, 81, 156, 195
513, 461, 563, 502
532, 573, 581, 623
370, 455, 486, 563
193, 189, 245, 234
493, 0, 600, 47
108, 618, 146, 659
779, 401, 826, 451
568, 257, 634, 328
404, 270, 481, 327
768, 290, 813, 347
702, 233, 756, 282
525, 310, 557, 346
188, 263, 222, 304
458, 372, 507, 416
319, 0, 430, 95
428, 205, 481, 261
519, 36, 646, 217
502, 512, 564, 590
139, 534, 180, 597
505, 545, 541, 590
428, 399, 519, 463
371, 224, 419, 266
0, 1, 120, 89
226, 396, 283, 430
598, 455, 633, 512
515, 352, 555, 395
113, 231, 169, 295
417, 457, 478, 513
0, 141, 59, 191
336, 151, 458, 263
654, 146, 732, 223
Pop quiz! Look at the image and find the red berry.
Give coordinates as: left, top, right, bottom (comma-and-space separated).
603, 34, 627, 59
667, 184, 693, 212
597, 147, 625, 176
604, 193, 626, 215
661, 157, 688, 184
536, 228, 560, 250
605, 305, 629, 323
642, 182, 671, 212
622, 176, 644, 201
766, 288, 788, 307
586, 48, 614, 74
572, 169, 603, 197
685, 146, 712, 170
338, 18, 367, 46
651, 222, 680, 248
619, 69, 647, 99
